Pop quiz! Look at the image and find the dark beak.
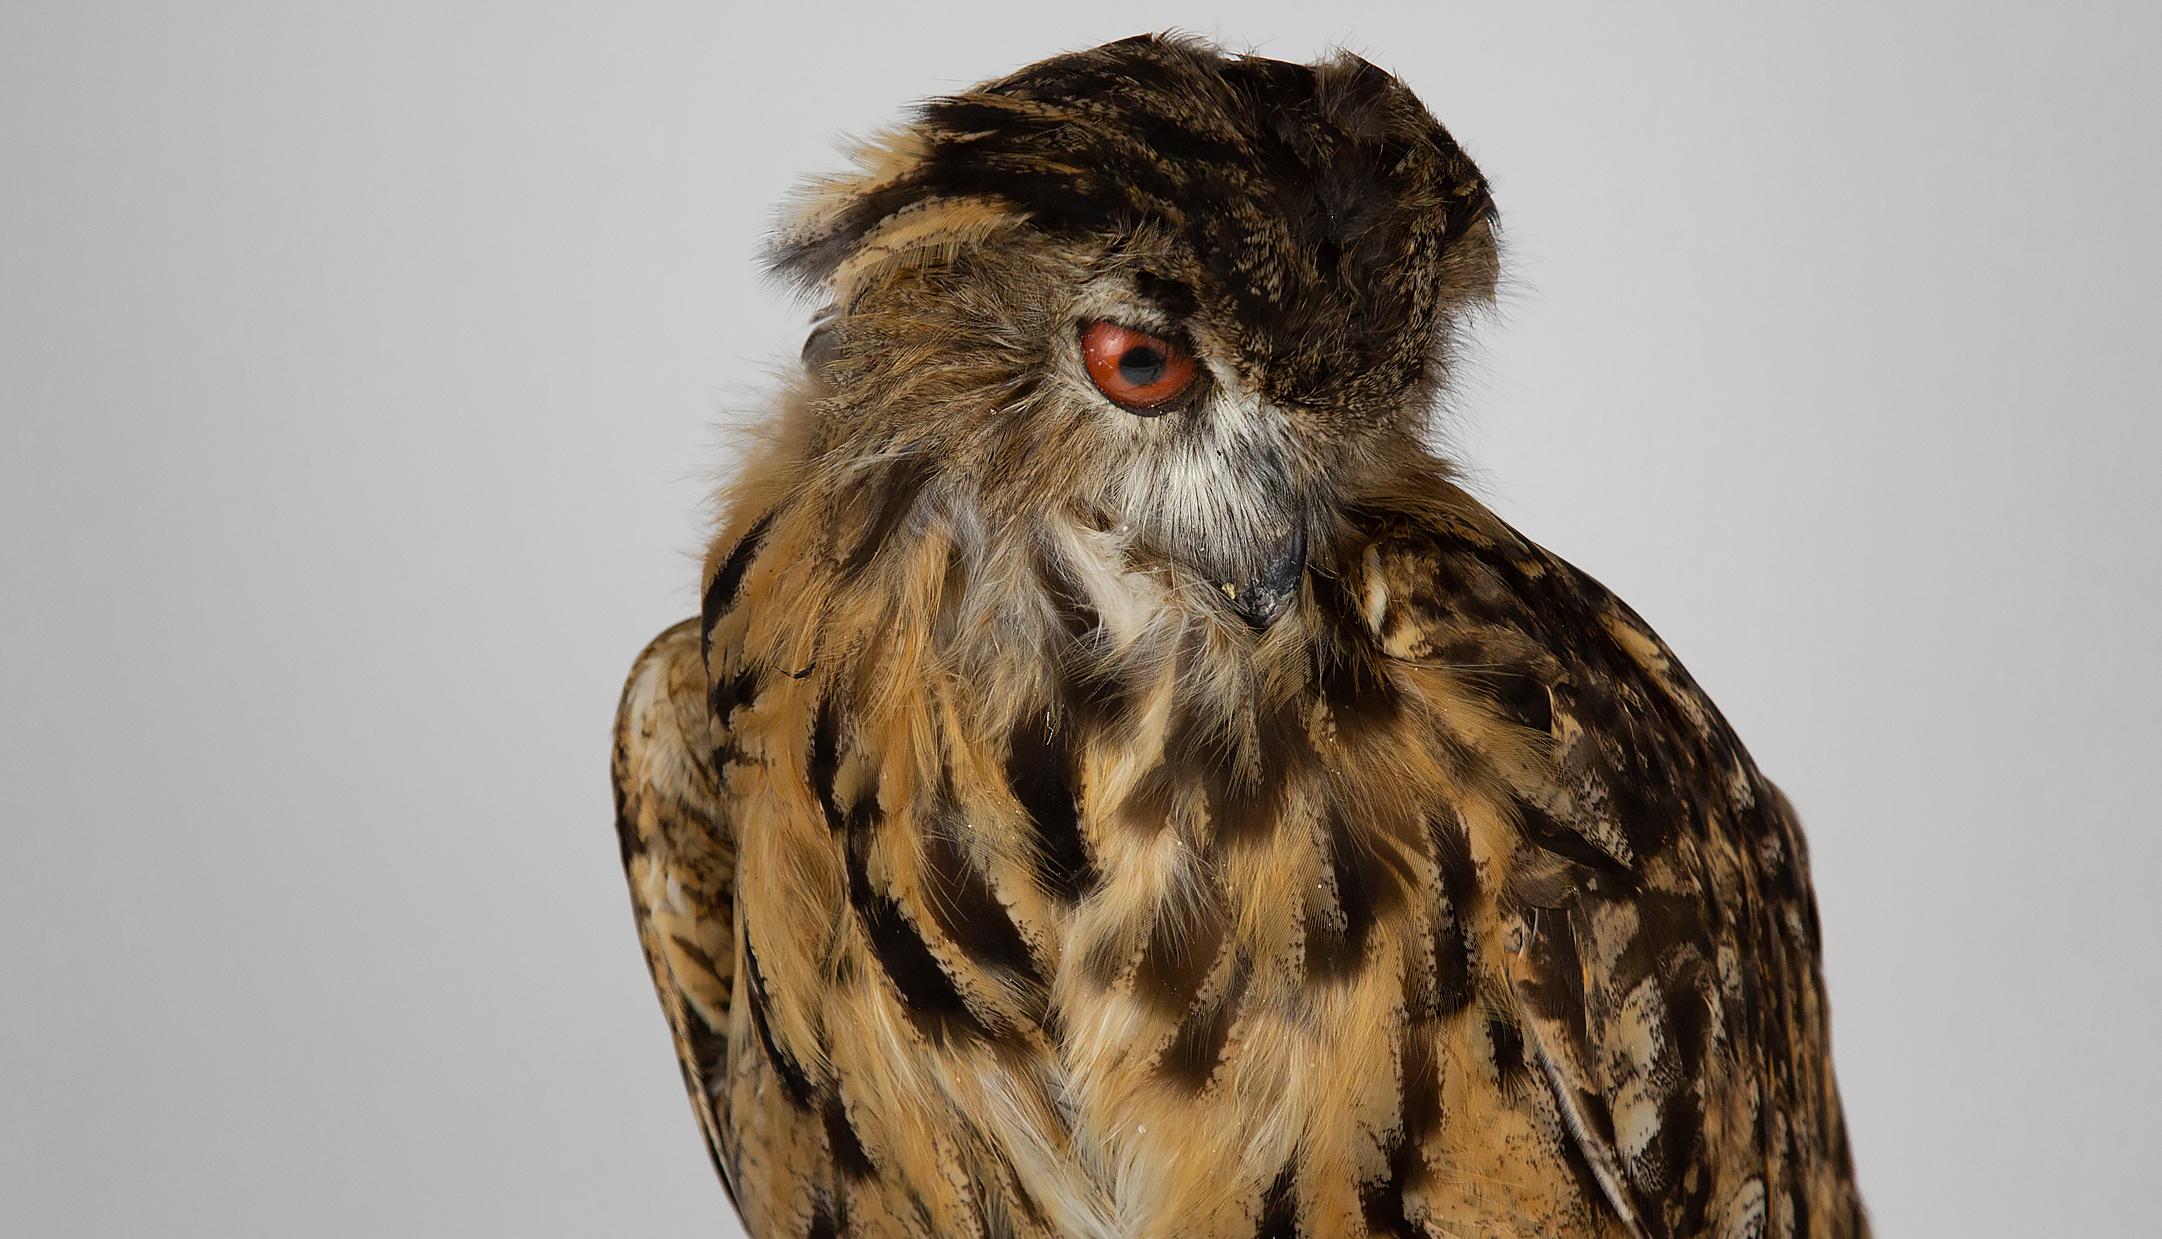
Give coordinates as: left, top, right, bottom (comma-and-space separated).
1222, 524, 1307, 629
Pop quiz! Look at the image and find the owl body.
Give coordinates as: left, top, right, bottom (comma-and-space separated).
613, 36, 1864, 1239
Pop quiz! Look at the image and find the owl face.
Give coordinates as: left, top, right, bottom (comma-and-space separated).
773, 35, 1498, 625
1052, 254, 1321, 627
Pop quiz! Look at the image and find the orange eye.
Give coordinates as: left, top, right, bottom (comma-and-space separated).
1080, 321, 1198, 413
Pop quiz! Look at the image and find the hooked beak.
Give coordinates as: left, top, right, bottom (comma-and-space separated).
1219, 523, 1307, 630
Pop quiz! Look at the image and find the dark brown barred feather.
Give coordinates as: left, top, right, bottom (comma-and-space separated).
1004, 716, 1097, 901
843, 804, 994, 1047
742, 933, 817, 1110
1158, 958, 1249, 1092
919, 817, 1044, 987
1254, 1164, 1300, 1239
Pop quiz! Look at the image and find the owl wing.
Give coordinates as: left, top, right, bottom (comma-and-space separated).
1385, 514, 1868, 1238
611, 617, 740, 1201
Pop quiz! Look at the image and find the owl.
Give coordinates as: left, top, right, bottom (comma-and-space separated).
612, 34, 1866, 1239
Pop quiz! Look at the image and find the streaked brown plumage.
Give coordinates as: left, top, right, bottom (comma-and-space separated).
613, 34, 1865, 1238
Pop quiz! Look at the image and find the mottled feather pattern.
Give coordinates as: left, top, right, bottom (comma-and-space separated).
614, 619, 741, 1201
610, 33, 1864, 1239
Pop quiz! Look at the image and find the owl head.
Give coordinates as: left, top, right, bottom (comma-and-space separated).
766, 34, 1497, 629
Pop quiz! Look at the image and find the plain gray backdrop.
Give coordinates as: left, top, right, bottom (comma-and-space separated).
6, 2, 2158, 1235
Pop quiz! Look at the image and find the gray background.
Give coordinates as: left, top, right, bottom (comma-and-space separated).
5, 2, 2158, 1235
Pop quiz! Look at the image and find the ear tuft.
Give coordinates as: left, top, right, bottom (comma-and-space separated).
765, 128, 1026, 308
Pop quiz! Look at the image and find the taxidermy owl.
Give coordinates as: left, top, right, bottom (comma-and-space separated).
612, 33, 1867, 1239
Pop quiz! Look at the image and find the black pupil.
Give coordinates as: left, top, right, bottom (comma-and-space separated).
1116, 346, 1167, 387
